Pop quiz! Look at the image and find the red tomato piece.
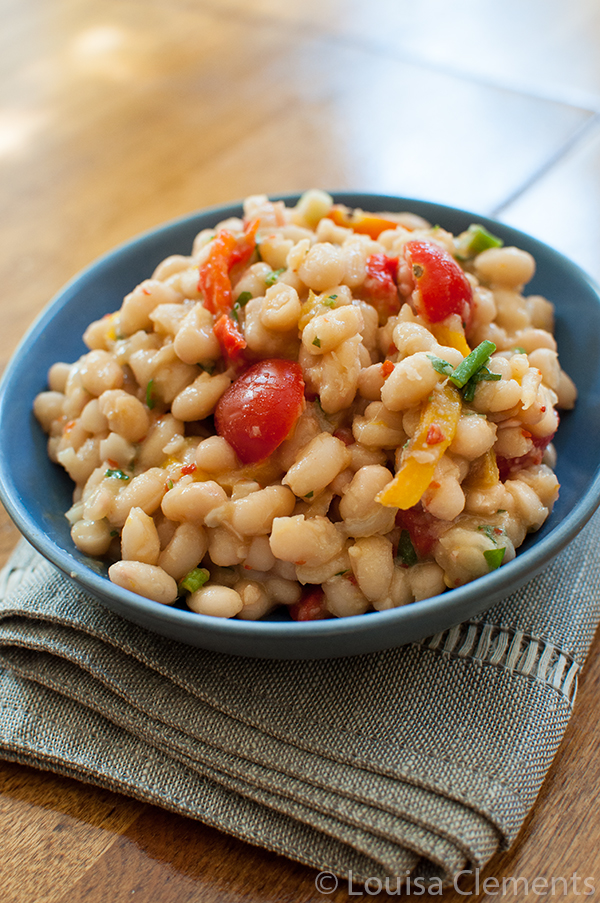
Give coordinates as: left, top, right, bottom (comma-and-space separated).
496, 430, 556, 481
214, 359, 305, 464
289, 587, 328, 621
395, 505, 440, 559
404, 240, 473, 329
362, 253, 401, 323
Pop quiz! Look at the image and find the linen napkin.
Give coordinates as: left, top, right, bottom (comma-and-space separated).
0, 510, 599, 888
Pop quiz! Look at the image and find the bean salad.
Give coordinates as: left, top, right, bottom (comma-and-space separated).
34, 191, 577, 620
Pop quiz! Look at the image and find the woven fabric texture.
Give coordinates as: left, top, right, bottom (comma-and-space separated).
1, 509, 599, 886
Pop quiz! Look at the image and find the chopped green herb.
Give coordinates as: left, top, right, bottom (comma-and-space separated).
312, 336, 321, 348
166, 479, 174, 490
110, 530, 119, 537
335, 569, 350, 577
327, 294, 338, 300
427, 343, 502, 401
179, 567, 210, 594
105, 468, 130, 481
305, 490, 314, 498
146, 379, 156, 409
484, 547, 505, 571
511, 345, 526, 354
427, 354, 454, 376
456, 223, 504, 259
265, 267, 286, 286
478, 524, 498, 544
397, 530, 418, 567
232, 292, 253, 321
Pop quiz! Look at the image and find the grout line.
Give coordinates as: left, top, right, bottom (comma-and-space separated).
491, 112, 600, 217
196, 0, 600, 115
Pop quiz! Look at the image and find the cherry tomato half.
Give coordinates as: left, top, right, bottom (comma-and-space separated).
404, 240, 473, 329
214, 359, 305, 464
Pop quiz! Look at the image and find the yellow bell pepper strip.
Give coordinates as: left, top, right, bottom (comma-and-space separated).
430, 322, 471, 357
327, 204, 407, 239
198, 218, 259, 318
463, 447, 499, 492
376, 383, 462, 509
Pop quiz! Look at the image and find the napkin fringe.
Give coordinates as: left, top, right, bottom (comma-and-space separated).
425, 622, 579, 702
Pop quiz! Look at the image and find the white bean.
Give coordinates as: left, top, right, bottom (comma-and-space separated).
381, 352, 441, 411
71, 518, 113, 556
348, 535, 394, 602
269, 515, 344, 566
171, 371, 231, 422
161, 480, 227, 524
283, 433, 351, 499
298, 242, 345, 291
158, 522, 208, 580
187, 584, 243, 618
108, 560, 178, 605
121, 507, 161, 565
339, 465, 397, 537
475, 247, 535, 288
323, 575, 370, 617
229, 485, 296, 536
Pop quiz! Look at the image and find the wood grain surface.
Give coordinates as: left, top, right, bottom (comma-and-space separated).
1, 1, 600, 899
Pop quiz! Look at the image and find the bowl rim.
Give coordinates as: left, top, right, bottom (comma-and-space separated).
2, 191, 600, 657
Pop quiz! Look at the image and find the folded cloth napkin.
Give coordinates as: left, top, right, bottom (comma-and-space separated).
0, 511, 599, 889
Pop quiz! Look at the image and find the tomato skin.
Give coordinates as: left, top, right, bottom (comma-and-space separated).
214, 359, 305, 464
362, 253, 401, 323
404, 241, 473, 329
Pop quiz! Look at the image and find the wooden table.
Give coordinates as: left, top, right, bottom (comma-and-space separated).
2, 1, 600, 899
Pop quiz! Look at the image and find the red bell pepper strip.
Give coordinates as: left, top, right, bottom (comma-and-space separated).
213, 313, 247, 367
198, 219, 259, 318
327, 205, 405, 239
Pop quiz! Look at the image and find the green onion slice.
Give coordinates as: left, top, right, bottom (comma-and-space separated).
449, 340, 497, 389
179, 567, 210, 594
456, 223, 504, 259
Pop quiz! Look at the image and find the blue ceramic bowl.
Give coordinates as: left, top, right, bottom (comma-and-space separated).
1, 194, 600, 659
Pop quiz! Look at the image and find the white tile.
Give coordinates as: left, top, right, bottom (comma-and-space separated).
498, 120, 600, 283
